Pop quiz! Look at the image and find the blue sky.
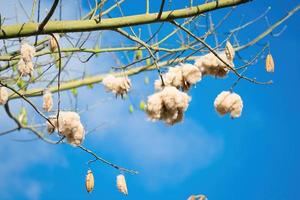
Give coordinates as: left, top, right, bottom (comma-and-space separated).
0, 0, 300, 200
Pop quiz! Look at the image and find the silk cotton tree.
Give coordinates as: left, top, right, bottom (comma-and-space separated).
0, 0, 299, 197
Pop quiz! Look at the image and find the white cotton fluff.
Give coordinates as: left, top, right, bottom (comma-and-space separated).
214, 91, 243, 118
102, 75, 131, 97
20, 42, 35, 62
155, 63, 202, 91
146, 86, 191, 125
18, 42, 36, 76
116, 174, 128, 195
194, 52, 234, 78
47, 111, 85, 146
49, 34, 60, 52
18, 59, 34, 76
0, 87, 8, 105
43, 89, 53, 112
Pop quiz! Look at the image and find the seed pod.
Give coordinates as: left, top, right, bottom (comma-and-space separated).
85, 169, 94, 193
49, 34, 60, 52
116, 174, 128, 195
187, 195, 196, 200
0, 87, 8, 105
265, 53, 274, 72
225, 41, 235, 61
43, 89, 53, 112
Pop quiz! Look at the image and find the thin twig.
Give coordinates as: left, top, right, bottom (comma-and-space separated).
78, 145, 138, 174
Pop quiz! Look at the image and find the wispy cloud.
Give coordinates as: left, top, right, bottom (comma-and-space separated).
0, 138, 67, 199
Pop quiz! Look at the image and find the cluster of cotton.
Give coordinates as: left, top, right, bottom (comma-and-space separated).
116, 174, 128, 195
155, 63, 202, 91
49, 34, 60, 52
214, 91, 243, 118
43, 89, 53, 112
18, 42, 36, 76
47, 111, 85, 146
194, 51, 234, 78
102, 75, 131, 97
146, 86, 191, 125
0, 87, 8, 105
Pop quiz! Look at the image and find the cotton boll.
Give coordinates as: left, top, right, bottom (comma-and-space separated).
146, 92, 163, 120
43, 89, 53, 112
214, 91, 231, 115
146, 86, 191, 125
154, 68, 182, 91
102, 75, 131, 97
116, 174, 128, 195
46, 111, 85, 145
229, 93, 243, 118
66, 122, 85, 146
161, 86, 190, 111
0, 87, 8, 105
194, 52, 234, 78
18, 59, 34, 76
214, 91, 243, 118
154, 63, 202, 91
181, 63, 202, 89
20, 42, 35, 62
102, 75, 115, 91
18, 42, 35, 76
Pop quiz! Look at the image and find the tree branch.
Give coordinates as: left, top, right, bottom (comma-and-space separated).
0, 0, 251, 39
78, 145, 138, 175
38, 0, 59, 32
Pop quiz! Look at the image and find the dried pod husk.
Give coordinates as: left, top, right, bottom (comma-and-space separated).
116, 174, 128, 195
265, 53, 274, 72
85, 169, 94, 193
225, 41, 235, 61
43, 89, 53, 112
0, 86, 8, 105
187, 195, 196, 200
49, 34, 60, 52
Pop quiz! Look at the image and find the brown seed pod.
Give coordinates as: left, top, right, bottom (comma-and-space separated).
225, 41, 235, 61
187, 195, 196, 200
49, 34, 60, 52
116, 174, 128, 195
265, 53, 274, 72
0, 86, 8, 105
43, 89, 53, 112
85, 169, 94, 193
